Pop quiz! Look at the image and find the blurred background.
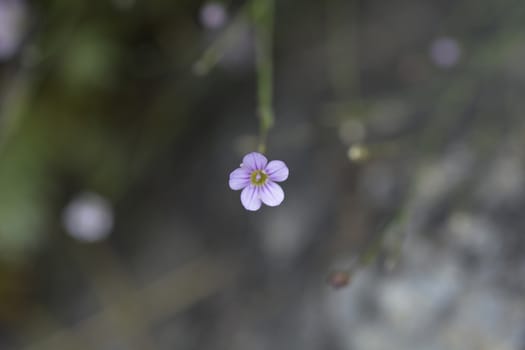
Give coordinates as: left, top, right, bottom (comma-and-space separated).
0, 0, 525, 349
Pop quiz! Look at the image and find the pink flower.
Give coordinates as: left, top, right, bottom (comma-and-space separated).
229, 152, 289, 211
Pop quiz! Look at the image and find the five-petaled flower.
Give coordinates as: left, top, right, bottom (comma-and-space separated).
229, 152, 289, 211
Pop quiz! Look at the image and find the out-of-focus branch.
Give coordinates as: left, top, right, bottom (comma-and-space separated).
20, 252, 238, 350
193, 4, 249, 76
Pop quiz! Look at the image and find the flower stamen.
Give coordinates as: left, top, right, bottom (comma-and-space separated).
250, 170, 268, 186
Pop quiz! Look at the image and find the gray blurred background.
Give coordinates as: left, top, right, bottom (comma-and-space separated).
0, 0, 524, 349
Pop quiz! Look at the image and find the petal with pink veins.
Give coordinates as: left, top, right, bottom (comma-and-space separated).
242, 152, 267, 171
241, 185, 262, 211
265, 160, 289, 182
259, 181, 284, 207
229, 168, 251, 190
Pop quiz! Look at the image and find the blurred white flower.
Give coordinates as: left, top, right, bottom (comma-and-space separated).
429, 37, 462, 69
199, 2, 228, 30
0, 0, 26, 60
62, 192, 114, 243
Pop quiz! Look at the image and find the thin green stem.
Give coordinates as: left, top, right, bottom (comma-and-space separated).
252, 0, 275, 154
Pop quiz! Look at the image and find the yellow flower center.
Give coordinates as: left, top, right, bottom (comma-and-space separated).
250, 170, 268, 186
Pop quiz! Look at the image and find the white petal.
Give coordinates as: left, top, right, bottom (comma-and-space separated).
229, 168, 251, 190
242, 152, 268, 171
241, 185, 262, 211
259, 181, 284, 207
265, 160, 289, 182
